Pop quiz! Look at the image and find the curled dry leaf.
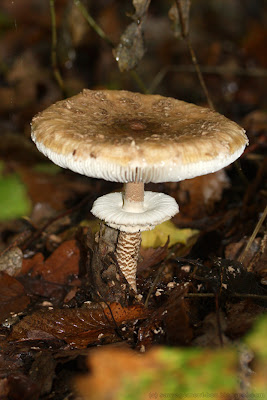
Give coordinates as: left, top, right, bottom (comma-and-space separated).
22, 240, 80, 284
132, 0, 151, 17
0, 272, 30, 324
113, 0, 151, 71
168, 0, 191, 38
113, 22, 145, 72
174, 170, 229, 221
8, 302, 150, 348
138, 238, 169, 272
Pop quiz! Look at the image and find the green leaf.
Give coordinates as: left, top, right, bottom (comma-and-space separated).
33, 162, 61, 175
245, 315, 267, 360
0, 162, 31, 220
118, 347, 238, 400
141, 220, 199, 249
244, 315, 267, 394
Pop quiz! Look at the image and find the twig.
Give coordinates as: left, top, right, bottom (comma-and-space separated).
186, 293, 215, 298
130, 70, 149, 94
175, 0, 214, 109
232, 293, 267, 301
215, 292, 224, 347
149, 64, 267, 93
144, 264, 166, 307
186, 292, 267, 300
49, 0, 65, 96
238, 205, 267, 264
73, 0, 148, 93
73, 0, 113, 47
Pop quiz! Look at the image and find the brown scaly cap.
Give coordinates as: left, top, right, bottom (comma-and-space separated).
31, 89, 248, 183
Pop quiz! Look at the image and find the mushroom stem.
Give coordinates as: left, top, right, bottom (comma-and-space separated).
115, 181, 144, 291
123, 182, 144, 212
115, 230, 141, 292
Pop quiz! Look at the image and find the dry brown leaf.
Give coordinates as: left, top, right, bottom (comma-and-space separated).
22, 240, 80, 284
0, 272, 30, 323
113, 22, 145, 72
75, 346, 158, 400
242, 110, 267, 135
18, 166, 90, 211
163, 286, 193, 345
225, 300, 265, 338
0, 247, 23, 276
8, 302, 150, 348
113, 0, 151, 71
137, 285, 192, 348
168, 0, 191, 38
174, 170, 229, 221
138, 239, 169, 272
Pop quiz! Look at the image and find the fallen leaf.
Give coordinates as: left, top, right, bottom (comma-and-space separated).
141, 220, 198, 249
193, 311, 229, 347
138, 285, 192, 348
21, 252, 44, 275
28, 352, 56, 397
242, 110, 267, 135
18, 166, 90, 212
113, 22, 145, 72
0, 247, 23, 276
163, 286, 193, 345
0, 378, 9, 399
0, 272, 30, 323
75, 345, 238, 400
113, 0, 151, 71
0, 161, 31, 221
226, 300, 265, 339
174, 170, 229, 221
132, 0, 151, 16
22, 240, 80, 284
138, 239, 169, 272
168, 0, 191, 38
244, 315, 267, 393
8, 302, 150, 348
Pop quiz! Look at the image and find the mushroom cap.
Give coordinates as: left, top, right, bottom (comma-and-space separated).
31, 89, 248, 183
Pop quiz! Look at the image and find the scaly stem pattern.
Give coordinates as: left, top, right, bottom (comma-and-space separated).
115, 182, 144, 291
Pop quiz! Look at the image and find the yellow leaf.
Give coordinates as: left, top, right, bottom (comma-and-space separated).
141, 220, 199, 249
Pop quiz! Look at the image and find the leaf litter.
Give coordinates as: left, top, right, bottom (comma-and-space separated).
0, 1, 266, 399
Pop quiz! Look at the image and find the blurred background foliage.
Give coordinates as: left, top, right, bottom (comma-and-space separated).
0, 1, 266, 399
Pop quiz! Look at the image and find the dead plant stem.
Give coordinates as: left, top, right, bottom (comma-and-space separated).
149, 65, 267, 93
49, 0, 65, 95
73, 0, 148, 93
175, 0, 214, 109
238, 205, 267, 264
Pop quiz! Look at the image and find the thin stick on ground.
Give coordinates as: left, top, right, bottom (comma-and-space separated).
238, 205, 267, 264
186, 292, 267, 300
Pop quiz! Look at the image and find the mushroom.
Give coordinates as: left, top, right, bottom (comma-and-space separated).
31, 89, 248, 292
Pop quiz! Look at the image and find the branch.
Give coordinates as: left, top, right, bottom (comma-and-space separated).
174, 0, 214, 109
49, 0, 65, 96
